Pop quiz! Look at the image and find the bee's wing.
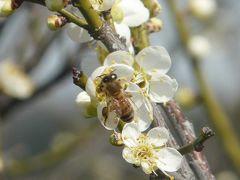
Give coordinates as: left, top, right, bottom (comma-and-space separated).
125, 83, 145, 108
97, 100, 120, 130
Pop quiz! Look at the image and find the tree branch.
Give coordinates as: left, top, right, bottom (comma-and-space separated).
73, 0, 128, 52
163, 101, 215, 180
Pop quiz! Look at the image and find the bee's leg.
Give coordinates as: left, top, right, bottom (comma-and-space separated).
102, 106, 108, 125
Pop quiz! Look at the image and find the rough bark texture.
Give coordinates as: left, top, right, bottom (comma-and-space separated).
163, 101, 215, 180
89, 23, 128, 52
151, 103, 197, 180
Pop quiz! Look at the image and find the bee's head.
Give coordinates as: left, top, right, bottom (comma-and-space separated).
102, 73, 117, 83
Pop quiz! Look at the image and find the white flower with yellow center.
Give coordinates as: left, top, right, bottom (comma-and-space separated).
122, 123, 183, 175
0, 61, 34, 99
83, 63, 153, 131
104, 46, 178, 103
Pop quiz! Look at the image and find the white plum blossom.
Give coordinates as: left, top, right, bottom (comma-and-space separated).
189, 0, 217, 19
67, 23, 93, 43
84, 63, 153, 131
0, 61, 34, 99
122, 123, 183, 175
104, 46, 178, 103
187, 35, 210, 58
111, 0, 149, 27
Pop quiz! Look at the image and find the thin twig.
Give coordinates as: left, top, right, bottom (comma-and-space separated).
178, 127, 215, 155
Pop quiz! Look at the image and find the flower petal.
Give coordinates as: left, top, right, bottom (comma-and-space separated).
85, 66, 107, 99
149, 74, 178, 103
75, 91, 97, 118
119, 0, 150, 27
135, 46, 171, 74
110, 64, 134, 82
134, 102, 153, 132
90, 0, 115, 11
147, 127, 169, 147
122, 123, 140, 147
67, 23, 93, 43
126, 83, 144, 108
156, 147, 183, 172
114, 22, 134, 53
104, 50, 134, 66
122, 147, 140, 165
97, 102, 119, 130
141, 161, 152, 174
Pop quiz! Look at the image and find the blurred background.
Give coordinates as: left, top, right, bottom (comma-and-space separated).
0, 0, 240, 179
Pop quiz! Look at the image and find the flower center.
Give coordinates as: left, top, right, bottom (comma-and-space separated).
136, 145, 154, 160
132, 135, 155, 161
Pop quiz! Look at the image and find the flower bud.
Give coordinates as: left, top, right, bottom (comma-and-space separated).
0, 0, 14, 17
152, 0, 161, 17
146, 17, 163, 33
111, 3, 124, 23
75, 91, 97, 118
0, 61, 34, 99
109, 132, 123, 146
175, 87, 197, 109
189, 0, 217, 19
47, 15, 67, 30
45, 0, 66, 11
187, 35, 210, 58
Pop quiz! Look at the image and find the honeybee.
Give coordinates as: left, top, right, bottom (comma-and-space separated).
97, 72, 134, 125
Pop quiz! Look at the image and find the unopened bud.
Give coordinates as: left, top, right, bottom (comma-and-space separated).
187, 35, 210, 59
189, 0, 217, 20
0, 61, 34, 99
176, 87, 197, 109
47, 15, 67, 30
151, 0, 161, 17
146, 17, 163, 33
75, 91, 97, 118
45, 0, 69, 11
109, 132, 123, 146
0, 0, 14, 17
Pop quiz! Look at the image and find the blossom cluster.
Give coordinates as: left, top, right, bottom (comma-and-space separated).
0, 0, 185, 176
76, 45, 182, 175
71, 0, 183, 176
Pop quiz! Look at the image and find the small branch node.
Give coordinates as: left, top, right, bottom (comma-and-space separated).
72, 67, 88, 90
